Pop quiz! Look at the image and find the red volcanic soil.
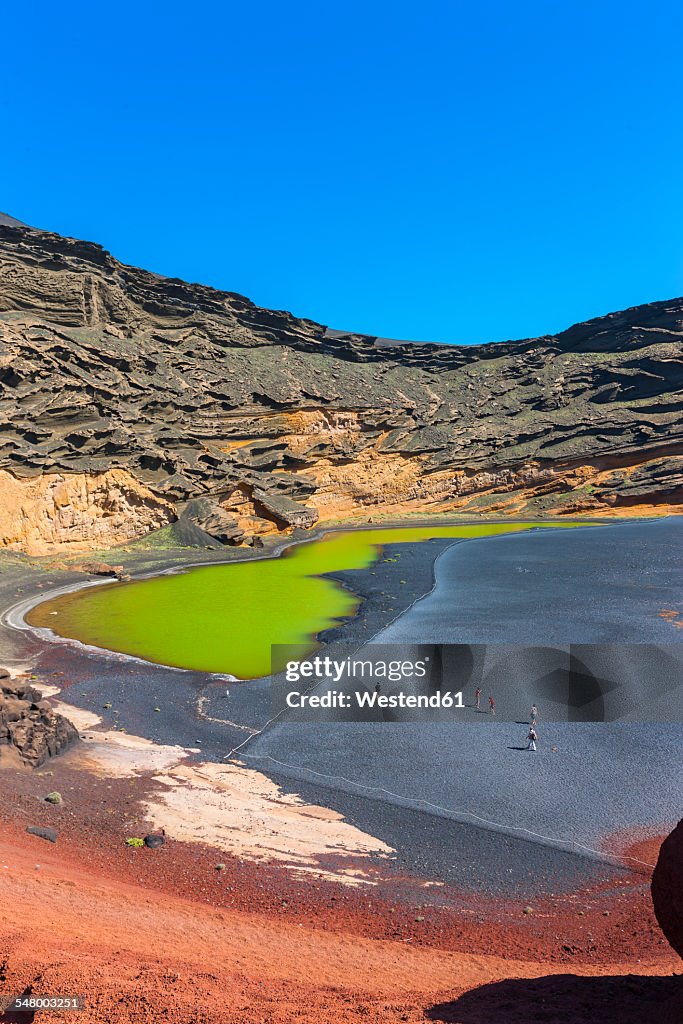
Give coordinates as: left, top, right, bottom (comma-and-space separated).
0, 761, 680, 1024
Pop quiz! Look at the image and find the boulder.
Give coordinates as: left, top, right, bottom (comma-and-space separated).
252, 490, 319, 529
651, 818, 683, 959
0, 680, 79, 767
181, 498, 244, 545
27, 825, 57, 843
75, 561, 126, 578
143, 833, 165, 849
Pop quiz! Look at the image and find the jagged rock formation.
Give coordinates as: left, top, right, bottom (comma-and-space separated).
651, 818, 683, 960
0, 221, 681, 551
0, 668, 79, 766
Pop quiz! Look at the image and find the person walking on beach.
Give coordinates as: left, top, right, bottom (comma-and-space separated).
475, 687, 481, 710
527, 725, 538, 751
530, 703, 538, 723
488, 695, 495, 715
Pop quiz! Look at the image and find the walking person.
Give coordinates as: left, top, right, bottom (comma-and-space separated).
526, 725, 538, 751
474, 687, 481, 710
530, 703, 538, 723
488, 695, 496, 715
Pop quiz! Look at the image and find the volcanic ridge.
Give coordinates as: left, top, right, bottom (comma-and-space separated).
0, 220, 681, 553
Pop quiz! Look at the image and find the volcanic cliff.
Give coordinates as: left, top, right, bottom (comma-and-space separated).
0, 220, 681, 553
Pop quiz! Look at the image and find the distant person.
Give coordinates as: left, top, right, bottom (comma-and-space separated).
488, 695, 496, 715
374, 681, 381, 694
530, 704, 538, 722
474, 687, 481, 710
527, 726, 538, 751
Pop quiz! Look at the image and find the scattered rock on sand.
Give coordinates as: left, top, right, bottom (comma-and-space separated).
143, 834, 165, 849
651, 817, 683, 959
44, 791, 62, 804
27, 825, 57, 843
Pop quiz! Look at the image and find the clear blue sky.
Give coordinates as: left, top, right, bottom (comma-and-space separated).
2, 2, 682, 344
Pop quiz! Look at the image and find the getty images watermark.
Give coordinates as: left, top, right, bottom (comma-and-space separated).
271, 643, 683, 722
284, 652, 463, 712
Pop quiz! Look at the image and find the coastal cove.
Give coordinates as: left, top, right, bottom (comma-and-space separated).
3, 515, 680, 899
25, 522, 579, 678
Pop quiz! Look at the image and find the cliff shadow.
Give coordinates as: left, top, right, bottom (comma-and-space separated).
426, 972, 682, 1024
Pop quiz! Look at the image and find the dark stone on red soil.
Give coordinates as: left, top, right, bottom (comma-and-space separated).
143, 834, 165, 849
27, 825, 57, 842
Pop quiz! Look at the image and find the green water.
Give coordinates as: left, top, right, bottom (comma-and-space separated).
29, 523, 575, 677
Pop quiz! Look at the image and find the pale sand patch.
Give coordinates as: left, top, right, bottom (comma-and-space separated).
30, 683, 63, 699
142, 761, 394, 882
51, 700, 101, 730
31, 691, 394, 882
3, 663, 43, 678
68, 730, 191, 778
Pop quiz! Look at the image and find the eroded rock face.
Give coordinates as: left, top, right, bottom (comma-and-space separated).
0, 672, 79, 767
0, 467, 175, 555
0, 222, 681, 551
651, 819, 683, 960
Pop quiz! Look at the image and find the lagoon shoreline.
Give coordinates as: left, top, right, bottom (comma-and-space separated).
7, 515, 601, 678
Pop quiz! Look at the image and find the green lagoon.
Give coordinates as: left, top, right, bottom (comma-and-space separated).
28, 523, 576, 678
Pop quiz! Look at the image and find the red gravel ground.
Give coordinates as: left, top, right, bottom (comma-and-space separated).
0, 758, 680, 1024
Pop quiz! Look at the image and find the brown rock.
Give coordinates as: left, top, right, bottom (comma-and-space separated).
76, 561, 126, 578
0, 680, 79, 767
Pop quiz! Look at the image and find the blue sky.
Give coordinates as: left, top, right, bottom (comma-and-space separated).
2, 2, 682, 344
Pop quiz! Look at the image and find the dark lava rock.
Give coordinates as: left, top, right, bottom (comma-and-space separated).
0, 679, 79, 767
27, 825, 57, 843
651, 818, 683, 959
181, 498, 244, 545
143, 833, 165, 849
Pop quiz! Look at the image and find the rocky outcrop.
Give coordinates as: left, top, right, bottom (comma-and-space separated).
0, 221, 681, 551
0, 669, 79, 767
651, 818, 683, 960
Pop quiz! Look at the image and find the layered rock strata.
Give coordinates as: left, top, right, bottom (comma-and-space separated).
0, 222, 681, 551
